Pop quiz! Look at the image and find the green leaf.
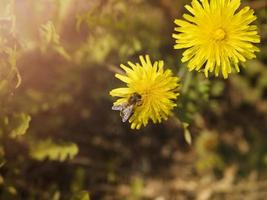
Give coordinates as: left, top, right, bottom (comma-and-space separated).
127, 177, 144, 200
40, 21, 60, 45
39, 21, 71, 60
183, 122, 192, 145
9, 113, 31, 138
30, 139, 79, 161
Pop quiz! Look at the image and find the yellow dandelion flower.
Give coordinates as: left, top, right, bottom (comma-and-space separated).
110, 55, 180, 129
173, 0, 260, 78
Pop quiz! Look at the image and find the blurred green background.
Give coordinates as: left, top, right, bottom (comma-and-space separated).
0, 0, 267, 199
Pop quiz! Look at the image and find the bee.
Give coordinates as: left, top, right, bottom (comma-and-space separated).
112, 92, 142, 122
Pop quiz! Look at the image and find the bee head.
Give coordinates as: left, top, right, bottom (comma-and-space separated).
128, 92, 142, 105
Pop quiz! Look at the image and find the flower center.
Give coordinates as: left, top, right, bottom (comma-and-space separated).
213, 28, 226, 41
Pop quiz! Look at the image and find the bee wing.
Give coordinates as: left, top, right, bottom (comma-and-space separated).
112, 103, 127, 111
121, 105, 134, 123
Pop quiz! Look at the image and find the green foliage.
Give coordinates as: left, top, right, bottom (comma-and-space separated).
40, 20, 71, 60
195, 132, 224, 172
71, 168, 86, 193
0, 0, 266, 199
0, 2, 21, 90
127, 177, 144, 200
75, 0, 165, 63
9, 113, 31, 138
177, 69, 211, 123
71, 191, 90, 200
30, 139, 79, 161
0, 113, 31, 139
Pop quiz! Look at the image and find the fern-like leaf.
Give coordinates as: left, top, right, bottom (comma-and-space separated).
30, 139, 79, 162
